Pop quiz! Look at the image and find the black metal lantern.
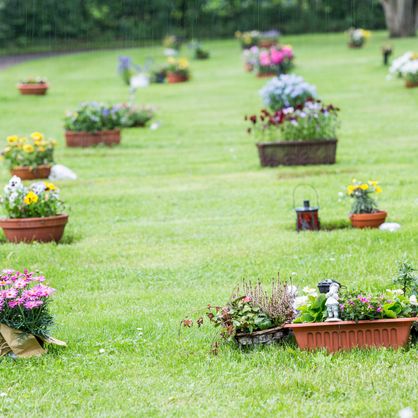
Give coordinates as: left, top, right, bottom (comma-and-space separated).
317, 279, 342, 294
293, 185, 320, 232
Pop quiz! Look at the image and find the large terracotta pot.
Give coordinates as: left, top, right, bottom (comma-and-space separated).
0, 214, 68, 243
166, 72, 189, 84
256, 139, 337, 167
349, 210, 387, 229
405, 80, 418, 88
285, 317, 417, 352
10, 165, 51, 180
65, 130, 121, 147
18, 84, 48, 95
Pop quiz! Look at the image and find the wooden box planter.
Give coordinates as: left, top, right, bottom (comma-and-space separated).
167, 72, 189, 84
235, 326, 289, 347
256, 139, 337, 167
350, 210, 387, 229
18, 83, 48, 95
0, 214, 68, 243
285, 318, 417, 352
10, 165, 51, 180
405, 80, 418, 88
65, 130, 121, 147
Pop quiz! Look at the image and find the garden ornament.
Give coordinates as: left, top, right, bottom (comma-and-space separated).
325, 282, 342, 322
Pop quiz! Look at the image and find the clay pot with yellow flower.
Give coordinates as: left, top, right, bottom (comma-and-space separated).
0, 177, 68, 243
3, 133, 56, 180
165, 57, 190, 84
346, 180, 387, 229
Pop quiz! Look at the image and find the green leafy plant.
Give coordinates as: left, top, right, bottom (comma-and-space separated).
393, 259, 418, 296
293, 294, 327, 323
115, 104, 155, 128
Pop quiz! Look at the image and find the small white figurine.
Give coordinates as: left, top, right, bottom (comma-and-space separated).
325, 282, 342, 322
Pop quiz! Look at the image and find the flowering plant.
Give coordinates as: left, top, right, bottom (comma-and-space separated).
235, 30, 260, 49
165, 57, 190, 77
2, 132, 56, 169
246, 99, 339, 142
64, 102, 122, 132
189, 40, 210, 60
163, 35, 182, 51
347, 28, 371, 47
118, 56, 140, 85
115, 103, 155, 127
346, 179, 382, 214
389, 52, 418, 83
0, 269, 55, 338
2, 176, 64, 219
19, 77, 47, 85
245, 45, 294, 75
260, 74, 317, 111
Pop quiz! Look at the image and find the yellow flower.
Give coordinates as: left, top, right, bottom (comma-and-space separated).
347, 185, 355, 194
7, 135, 18, 144
44, 182, 56, 191
23, 144, 34, 153
23, 191, 39, 205
19, 137, 27, 144
38, 146, 46, 152
368, 180, 378, 186
178, 58, 189, 69
31, 132, 44, 141
360, 184, 369, 190
375, 186, 382, 193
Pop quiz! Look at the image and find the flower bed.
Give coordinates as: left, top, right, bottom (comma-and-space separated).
18, 77, 48, 95
0, 176, 68, 243
2, 132, 56, 179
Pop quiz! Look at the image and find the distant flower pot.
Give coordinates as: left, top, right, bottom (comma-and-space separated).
235, 326, 289, 346
18, 83, 48, 95
166, 72, 189, 84
257, 71, 277, 78
65, 130, 121, 147
285, 317, 417, 352
0, 214, 68, 243
349, 210, 387, 229
256, 139, 337, 167
405, 80, 418, 88
10, 165, 51, 180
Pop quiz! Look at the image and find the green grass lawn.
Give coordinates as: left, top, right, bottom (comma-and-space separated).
0, 31, 417, 417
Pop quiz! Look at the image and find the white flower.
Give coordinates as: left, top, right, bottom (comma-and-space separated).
410, 295, 417, 306
130, 74, 149, 89
99, 348, 105, 354
303, 287, 317, 297
386, 289, 404, 296
398, 407, 415, 418
164, 48, 178, 57
294, 295, 308, 308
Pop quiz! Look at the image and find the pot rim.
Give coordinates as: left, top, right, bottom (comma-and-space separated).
284, 317, 418, 329
18, 83, 49, 88
349, 210, 387, 218
11, 164, 52, 170
65, 129, 120, 135
0, 214, 68, 223
256, 138, 337, 146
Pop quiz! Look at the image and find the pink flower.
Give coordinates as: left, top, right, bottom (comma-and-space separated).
281, 47, 293, 58
14, 279, 28, 289
271, 49, 284, 64
23, 300, 43, 310
259, 51, 271, 66
242, 296, 252, 303
4, 288, 18, 299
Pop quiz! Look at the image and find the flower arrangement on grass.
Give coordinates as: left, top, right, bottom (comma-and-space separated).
389, 52, 418, 87
189, 40, 210, 60
260, 74, 317, 111
19, 77, 47, 85
244, 45, 294, 77
18, 77, 48, 95
115, 104, 155, 128
347, 28, 371, 48
163, 35, 183, 51
235, 30, 261, 49
165, 57, 190, 83
2, 133, 56, 179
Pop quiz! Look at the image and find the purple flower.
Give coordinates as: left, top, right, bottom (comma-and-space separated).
376, 306, 382, 313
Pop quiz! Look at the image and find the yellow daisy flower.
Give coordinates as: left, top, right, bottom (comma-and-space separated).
7, 135, 18, 144
360, 184, 369, 190
23, 144, 34, 153
23, 191, 39, 205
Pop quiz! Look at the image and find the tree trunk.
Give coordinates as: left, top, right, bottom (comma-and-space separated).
381, 0, 417, 37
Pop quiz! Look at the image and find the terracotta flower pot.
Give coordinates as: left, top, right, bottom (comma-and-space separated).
0, 214, 68, 243
285, 318, 417, 352
10, 165, 51, 180
257, 72, 277, 78
349, 210, 387, 229
235, 326, 289, 347
405, 80, 418, 88
65, 130, 121, 147
18, 84, 48, 95
256, 139, 337, 167
166, 72, 189, 84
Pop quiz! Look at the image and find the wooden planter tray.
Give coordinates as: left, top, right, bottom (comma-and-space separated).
235, 326, 289, 346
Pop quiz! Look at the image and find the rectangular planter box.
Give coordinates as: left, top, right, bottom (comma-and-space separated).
285, 318, 417, 352
256, 139, 337, 167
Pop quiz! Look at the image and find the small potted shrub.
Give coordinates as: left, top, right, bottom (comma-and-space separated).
235, 30, 260, 50
346, 179, 387, 228
115, 104, 155, 128
247, 99, 339, 167
165, 57, 190, 83
18, 77, 48, 95
389, 52, 418, 88
0, 269, 66, 358
0, 176, 68, 243
2, 132, 56, 180
255, 45, 294, 77
182, 277, 295, 349
64, 102, 122, 147
347, 28, 371, 48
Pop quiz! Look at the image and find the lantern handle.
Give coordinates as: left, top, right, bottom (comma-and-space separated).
292, 184, 320, 209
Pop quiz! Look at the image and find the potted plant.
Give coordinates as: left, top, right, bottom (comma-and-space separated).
247, 99, 339, 167
0, 176, 68, 243
163, 34, 183, 52
389, 52, 418, 88
2, 132, 56, 180
182, 277, 295, 349
165, 57, 190, 83
347, 28, 371, 48
346, 179, 386, 228
258, 29, 280, 48
235, 30, 260, 50
255, 45, 294, 77
17, 77, 48, 95
115, 104, 155, 128
286, 278, 417, 352
189, 40, 210, 60
64, 102, 122, 147
0, 269, 66, 358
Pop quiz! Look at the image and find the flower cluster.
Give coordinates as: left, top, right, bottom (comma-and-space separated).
389, 52, 418, 83
19, 77, 47, 85
64, 102, 123, 133
0, 269, 55, 337
165, 57, 190, 77
260, 74, 317, 111
118, 56, 140, 86
235, 30, 279, 49
246, 99, 339, 142
244, 45, 294, 75
2, 132, 56, 169
347, 28, 371, 47
163, 35, 183, 51
114, 103, 155, 128
346, 179, 381, 214
2, 176, 64, 219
